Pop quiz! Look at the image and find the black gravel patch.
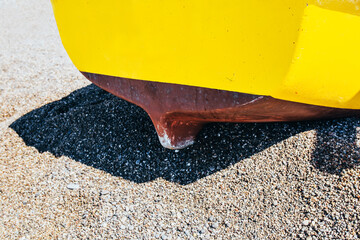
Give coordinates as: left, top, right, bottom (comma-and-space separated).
10, 84, 360, 185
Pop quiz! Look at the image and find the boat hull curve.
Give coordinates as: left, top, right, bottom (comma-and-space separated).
82, 72, 360, 149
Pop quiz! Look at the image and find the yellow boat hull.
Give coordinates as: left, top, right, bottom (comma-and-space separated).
50, 0, 360, 148
51, 0, 360, 109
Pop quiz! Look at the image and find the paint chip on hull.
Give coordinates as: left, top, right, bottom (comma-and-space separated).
158, 131, 195, 150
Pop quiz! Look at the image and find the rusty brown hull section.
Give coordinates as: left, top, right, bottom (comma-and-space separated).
82, 72, 360, 149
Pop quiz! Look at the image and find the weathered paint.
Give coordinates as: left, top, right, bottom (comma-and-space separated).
82, 72, 360, 149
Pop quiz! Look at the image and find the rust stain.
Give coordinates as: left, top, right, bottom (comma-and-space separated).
82, 72, 360, 149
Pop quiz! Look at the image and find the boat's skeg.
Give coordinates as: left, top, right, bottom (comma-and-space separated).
83, 72, 360, 149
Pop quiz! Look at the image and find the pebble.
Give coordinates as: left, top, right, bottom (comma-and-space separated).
210, 222, 219, 229
302, 220, 311, 226
67, 183, 80, 190
100, 190, 110, 195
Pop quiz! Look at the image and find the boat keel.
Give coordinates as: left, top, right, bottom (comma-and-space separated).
82, 72, 360, 149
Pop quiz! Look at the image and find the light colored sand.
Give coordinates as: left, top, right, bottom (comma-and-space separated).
1, 1, 359, 239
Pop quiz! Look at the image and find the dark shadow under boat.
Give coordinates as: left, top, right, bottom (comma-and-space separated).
10, 84, 360, 185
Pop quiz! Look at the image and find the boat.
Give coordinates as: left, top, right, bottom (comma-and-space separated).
50, 0, 360, 149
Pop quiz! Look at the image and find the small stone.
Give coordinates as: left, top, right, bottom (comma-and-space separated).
66, 183, 80, 190
303, 219, 311, 226
100, 190, 110, 195
224, 221, 231, 228
210, 222, 219, 229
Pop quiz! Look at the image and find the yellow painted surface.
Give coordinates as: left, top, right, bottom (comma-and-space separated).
50, 0, 360, 109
